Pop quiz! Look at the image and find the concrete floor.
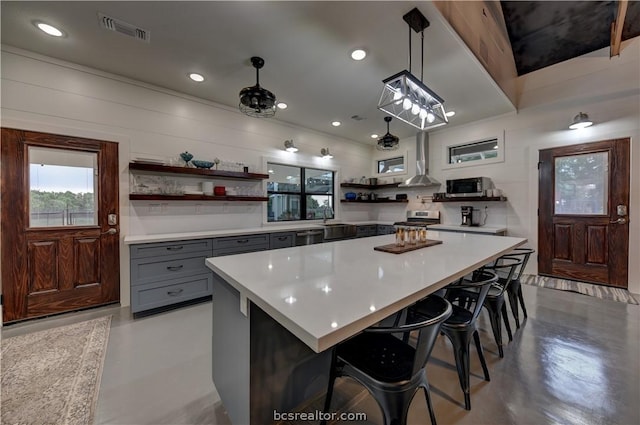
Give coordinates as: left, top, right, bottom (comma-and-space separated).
2, 284, 639, 425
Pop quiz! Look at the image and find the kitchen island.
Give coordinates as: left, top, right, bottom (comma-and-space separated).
206, 230, 527, 424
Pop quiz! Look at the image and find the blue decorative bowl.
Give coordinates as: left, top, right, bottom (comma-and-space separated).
345, 192, 357, 200
192, 160, 214, 169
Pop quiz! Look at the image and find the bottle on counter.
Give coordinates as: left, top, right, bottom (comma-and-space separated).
395, 227, 405, 247
408, 228, 417, 245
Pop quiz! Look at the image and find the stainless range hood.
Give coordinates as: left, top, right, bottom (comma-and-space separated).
398, 131, 440, 187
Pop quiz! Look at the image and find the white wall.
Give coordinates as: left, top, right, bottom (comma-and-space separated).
0, 46, 376, 306
2, 35, 639, 304
420, 39, 640, 293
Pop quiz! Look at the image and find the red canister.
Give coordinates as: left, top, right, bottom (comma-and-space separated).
214, 186, 226, 196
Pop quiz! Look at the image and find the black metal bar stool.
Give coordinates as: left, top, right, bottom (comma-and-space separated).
476, 257, 523, 357
321, 295, 452, 425
504, 248, 535, 328
410, 270, 498, 411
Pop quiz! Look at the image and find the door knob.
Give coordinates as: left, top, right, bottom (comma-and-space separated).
102, 228, 118, 235
610, 218, 627, 225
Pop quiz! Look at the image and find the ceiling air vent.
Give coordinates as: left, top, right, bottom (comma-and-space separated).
98, 13, 150, 43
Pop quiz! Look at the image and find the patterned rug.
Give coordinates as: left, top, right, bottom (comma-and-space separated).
1, 315, 112, 425
522, 274, 639, 305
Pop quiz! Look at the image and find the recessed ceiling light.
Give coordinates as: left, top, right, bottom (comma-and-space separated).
350, 49, 367, 61
268, 169, 274, 174
370, 134, 379, 139
276, 102, 288, 109
331, 121, 341, 127
188, 73, 205, 82
35, 22, 64, 37
445, 110, 456, 117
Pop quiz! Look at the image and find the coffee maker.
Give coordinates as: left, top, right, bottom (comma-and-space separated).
461, 206, 474, 226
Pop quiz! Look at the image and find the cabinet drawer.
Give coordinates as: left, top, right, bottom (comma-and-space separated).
131, 239, 213, 259
377, 225, 396, 235
131, 274, 213, 313
357, 225, 377, 237
131, 255, 210, 286
213, 235, 269, 251
269, 232, 295, 249
213, 246, 268, 257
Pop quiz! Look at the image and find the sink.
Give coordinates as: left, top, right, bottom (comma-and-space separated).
323, 223, 357, 240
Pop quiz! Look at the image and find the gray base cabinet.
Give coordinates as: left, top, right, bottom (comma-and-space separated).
377, 224, 396, 235
269, 232, 296, 249
130, 239, 214, 314
356, 224, 378, 238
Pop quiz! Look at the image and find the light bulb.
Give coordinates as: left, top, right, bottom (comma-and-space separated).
411, 103, 420, 115
402, 98, 412, 110
419, 108, 428, 119
393, 91, 402, 100
427, 113, 435, 123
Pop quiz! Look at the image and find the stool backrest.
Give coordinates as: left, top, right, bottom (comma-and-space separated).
509, 248, 536, 280
366, 295, 452, 376
446, 270, 498, 325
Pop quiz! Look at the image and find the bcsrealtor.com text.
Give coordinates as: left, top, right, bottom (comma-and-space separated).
273, 410, 366, 422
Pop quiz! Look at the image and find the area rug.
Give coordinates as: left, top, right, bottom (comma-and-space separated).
1, 315, 112, 425
522, 274, 639, 305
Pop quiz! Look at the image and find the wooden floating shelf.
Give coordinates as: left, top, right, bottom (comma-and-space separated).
340, 199, 408, 204
129, 194, 268, 202
340, 183, 399, 190
433, 196, 507, 202
129, 162, 269, 180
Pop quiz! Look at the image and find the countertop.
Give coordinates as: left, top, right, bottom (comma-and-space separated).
123, 220, 396, 244
428, 224, 507, 234
205, 231, 527, 352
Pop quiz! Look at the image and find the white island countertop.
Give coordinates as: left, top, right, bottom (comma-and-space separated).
206, 230, 526, 352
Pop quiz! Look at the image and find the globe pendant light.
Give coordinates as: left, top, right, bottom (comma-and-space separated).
377, 117, 400, 151
239, 57, 277, 118
378, 8, 448, 131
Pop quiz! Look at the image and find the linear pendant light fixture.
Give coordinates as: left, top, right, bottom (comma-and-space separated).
239, 57, 277, 118
378, 8, 448, 131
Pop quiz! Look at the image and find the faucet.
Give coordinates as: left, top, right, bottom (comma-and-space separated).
322, 205, 334, 223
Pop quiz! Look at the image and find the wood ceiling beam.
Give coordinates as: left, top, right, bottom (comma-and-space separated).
610, 0, 628, 57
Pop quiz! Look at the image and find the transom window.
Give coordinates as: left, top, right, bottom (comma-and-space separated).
267, 163, 334, 222
443, 134, 504, 169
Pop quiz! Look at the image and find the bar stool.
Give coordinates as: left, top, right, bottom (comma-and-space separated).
410, 270, 498, 411
504, 248, 535, 328
322, 295, 452, 425
476, 257, 522, 357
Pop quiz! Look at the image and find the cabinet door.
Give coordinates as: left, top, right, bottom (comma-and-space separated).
269, 232, 295, 249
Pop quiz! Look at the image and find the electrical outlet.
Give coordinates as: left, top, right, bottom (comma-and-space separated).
195, 204, 203, 214
148, 204, 160, 213
160, 203, 168, 213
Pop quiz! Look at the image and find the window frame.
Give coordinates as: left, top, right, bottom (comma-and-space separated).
373, 150, 408, 177
265, 161, 336, 223
442, 132, 505, 170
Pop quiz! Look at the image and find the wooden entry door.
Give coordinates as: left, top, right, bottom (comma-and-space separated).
538, 139, 630, 288
1, 129, 120, 322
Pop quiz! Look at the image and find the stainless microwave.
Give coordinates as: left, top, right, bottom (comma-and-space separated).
446, 177, 492, 197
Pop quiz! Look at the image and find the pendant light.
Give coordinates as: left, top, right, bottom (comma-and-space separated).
239, 57, 277, 118
377, 117, 400, 151
377, 8, 448, 131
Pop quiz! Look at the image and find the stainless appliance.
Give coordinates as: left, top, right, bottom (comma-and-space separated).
446, 177, 492, 197
393, 210, 441, 227
461, 206, 474, 226
398, 132, 440, 187
295, 230, 324, 246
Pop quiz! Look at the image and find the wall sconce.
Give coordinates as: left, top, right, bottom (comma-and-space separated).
569, 112, 593, 130
284, 140, 298, 152
320, 148, 333, 159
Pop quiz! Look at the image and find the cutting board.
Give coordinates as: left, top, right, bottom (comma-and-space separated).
374, 239, 443, 254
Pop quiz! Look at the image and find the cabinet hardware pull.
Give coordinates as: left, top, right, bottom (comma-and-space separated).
166, 246, 184, 251
167, 289, 184, 296
167, 265, 184, 271
237, 239, 249, 244
277, 236, 288, 241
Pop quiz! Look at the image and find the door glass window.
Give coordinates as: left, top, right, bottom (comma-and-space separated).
29, 146, 98, 227
554, 152, 608, 215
